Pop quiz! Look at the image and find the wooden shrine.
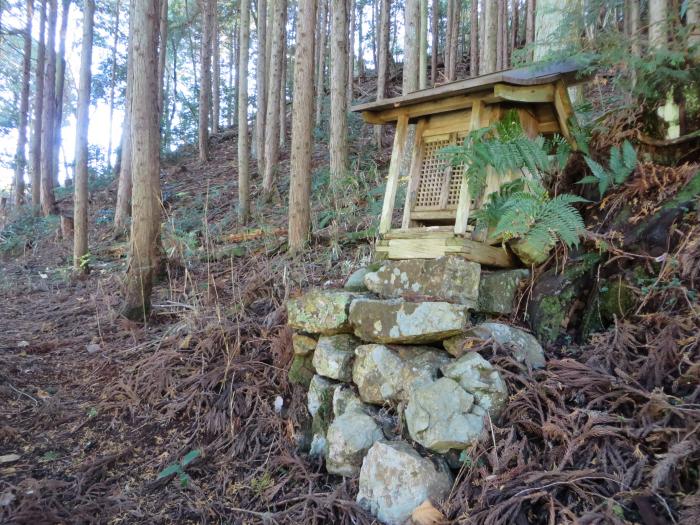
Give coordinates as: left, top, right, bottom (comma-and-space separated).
351, 62, 581, 268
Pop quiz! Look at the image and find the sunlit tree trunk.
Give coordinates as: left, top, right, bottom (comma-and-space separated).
446, 0, 460, 80
525, 0, 535, 61
403, 0, 419, 93
30, 0, 47, 212
470, 0, 478, 76
122, 0, 161, 321
238, 0, 251, 221
40, 0, 58, 216
262, 0, 287, 196
255, 0, 268, 174
330, 0, 348, 188
14, 0, 33, 206
347, 0, 355, 103
314, 0, 328, 127
199, 0, 212, 162
419, 0, 427, 88
106, 0, 121, 172
649, 0, 667, 49
481, 0, 497, 74
288, 0, 317, 251
431, 0, 438, 85
375, 0, 389, 147
114, 0, 135, 234
52, 0, 69, 188
74, 0, 94, 272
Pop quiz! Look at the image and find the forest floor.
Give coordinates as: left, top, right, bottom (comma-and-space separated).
1, 117, 699, 524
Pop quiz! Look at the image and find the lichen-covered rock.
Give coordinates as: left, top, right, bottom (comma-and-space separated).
477, 269, 530, 314
364, 257, 480, 306
352, 344, 450, 404
357, 441, 453, 525
344, 267, 371, 292
349, 299, 469, 344
405, 377, 485, 453
307, 375, 336, 418
292, 333, 317, 355
332, 385, 366, 417
287, 290, 359, 335
312, 334, 360, 381
463, 322, 546, 369
288, 354, 315, 387
325, 411, 384, 476
440, 352, 508, 414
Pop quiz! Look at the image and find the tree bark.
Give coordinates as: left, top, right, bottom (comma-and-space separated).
262, 0, 287, 196
157, 0, 168, 123
106, 0, 121, 171
347, 0, 355, 103
481, 0, 497, 74
446, 0, 460, 80
30, 0, 47, 212
375, 0, 389, 147
403, 0, 419, 93
470, 0, 478, 76
74, 0, 94, 272
419, 0, 427, 88
52, 0, 70, 188
496, 0, 504, 70
238, 0, 251, 221
330, 0, 348, 188
525, 0, 535, 61
510, 0, 518, 56
14, 0, 32, 206
212, 1, 220, 133
357, 1, 364, 78
689, 0, 700, 55
40, 0, 58, 216
122, 0, 161, 321
431, 0, 438, 85
314, 0, 328, 127
279, 37, 286, 148
255, 0, 268, 173
114, 0, 135, 234
199, 0, 212, 162
649, 0, 667, 49
288, 0, 316, 252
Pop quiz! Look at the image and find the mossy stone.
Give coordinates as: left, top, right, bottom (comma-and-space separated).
582, 277, 636, 338
288, 354, 315, 387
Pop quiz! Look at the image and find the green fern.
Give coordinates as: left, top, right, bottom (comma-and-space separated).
579, 140, 637, 197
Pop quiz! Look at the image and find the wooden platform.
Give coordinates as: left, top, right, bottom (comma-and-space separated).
376, 231, 516, 268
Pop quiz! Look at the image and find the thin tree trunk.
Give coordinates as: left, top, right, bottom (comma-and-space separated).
122, 0, 161, 321
526, 0, 535, 61
255, 0, 268, 173
431, 0, 438, 85
470, 0, 478, 76
496, 0, 503, 69
106, 0, 121, 171
357, 1, 364, 78
446, 0, 453, 77
279, 37, 286, 148
314, 0, 328, 127
649, 0, 667, 49
262, 0, 287, 196
157, 0, 168, 122
238, 0, 251, 221
40, 0, 58, 216
212, 0, 220, 134
52, 0, 69, 189
374, 0, 389, 147
481, 0, 497, 74
347, 0, 355, 103
330, 0, 348, 188
199, 0, 212, 162
30, 0, 47, 211
371, 0, 377, 72
689, 0, 700, 54
74, 0, 94, 271
14, 0, 32, 206
510, 0, 518, 57
403, 0, 419, 93
448, 0, 460, 79
288, 0, 316, 252
419, 0, 427, 88
114, 0, 135, 234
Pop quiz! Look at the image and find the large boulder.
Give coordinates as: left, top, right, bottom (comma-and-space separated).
357, 441, 453, 525
477, 269, 530, 314
353, 344, 450, 404
405, 377, 486, 453
364, 257, 480, 306
440, 352, 508, 414
325, 411, 384, 476
349, 299, 469, 344
461, 322, 546, 369
287, 290, 359, 335
312, 334, 360, 381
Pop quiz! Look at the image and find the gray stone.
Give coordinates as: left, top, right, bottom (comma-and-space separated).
405, 377, 485, 453
312, 334, 361, 381
325, 411, 384, 477
464, 322, 546, 369
477, 269, 530, 314
352, 344, 451, 404
440, 352, 508, 414
287, 290, 359, 335
309, 434, 328, 459
349, 299, 469, 344
288, 354, 315, 387
364, 256, 481, 306
307, 375, 336, 418
332, 385, 366, 417
344, 267, 371, 292
292, 333, 317, 355
357, 441, 453, 525
86, 343, 101, 354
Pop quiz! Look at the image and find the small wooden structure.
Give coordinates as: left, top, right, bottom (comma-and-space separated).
352, 62, 580, 268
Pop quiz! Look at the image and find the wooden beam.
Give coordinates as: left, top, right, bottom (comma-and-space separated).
379, 113, 410, 234
376, 237, 516, 268
553, 80, 577, 148
493, 83, 555, 103
360, 92, 490, 124
401, 120, 428, 229
409, 209, 457, 220
453, 100, 483, 235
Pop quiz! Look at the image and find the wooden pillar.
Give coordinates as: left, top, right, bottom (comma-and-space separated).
379, 113, 410, 234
